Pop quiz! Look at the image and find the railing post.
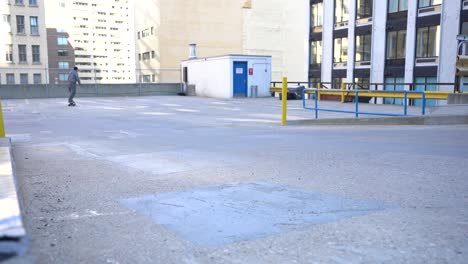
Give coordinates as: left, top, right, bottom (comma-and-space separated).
0, 98, 5, 137
404, 91, 408, 116
422, 92, 426, 115
315, 89, 318, 119
341, 82, 346, 103
317, 82, 321, 101
355, 91, 359, 118
302, 89, 306, 109
281, 77, 288, 126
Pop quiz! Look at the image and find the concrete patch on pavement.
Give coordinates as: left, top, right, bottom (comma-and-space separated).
120, 182, 388, 246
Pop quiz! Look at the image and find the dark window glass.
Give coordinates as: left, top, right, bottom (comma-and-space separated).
18, 44, 27, 62
388, 0, 408, 13
311, 2, 323, 27
418, 0, 442, 8
335, 0, 349, 23
58, 49, 69, 56
20, 73, 28, 84
33, 74, 41, 84
357, 0, 373, 19
30, 16, 38, 35
334, 37, 348, 63
356, 34, 372, 62
32, 45, 40, 62
310, 40, 323, 65
416, 25, 440, 58
16, 15, 25, 34
386, 30, 406, 59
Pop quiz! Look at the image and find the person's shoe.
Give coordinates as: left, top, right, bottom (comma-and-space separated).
68, 102, 76, 107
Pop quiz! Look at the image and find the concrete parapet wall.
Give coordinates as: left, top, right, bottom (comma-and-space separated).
0, 83, 182, 99
448, 94, 468, 105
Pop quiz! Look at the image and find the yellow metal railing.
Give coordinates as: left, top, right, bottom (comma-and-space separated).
0, 98, 5, 137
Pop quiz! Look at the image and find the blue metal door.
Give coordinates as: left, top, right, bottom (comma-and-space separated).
233, 61, 248, 97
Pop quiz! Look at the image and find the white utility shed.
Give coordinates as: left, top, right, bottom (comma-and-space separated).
181, 55, 272, 99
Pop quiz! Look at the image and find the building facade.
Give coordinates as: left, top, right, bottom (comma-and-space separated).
44, 0, 136, 84
0, 0, 48, 85
309, 0, 464, 105
135, 0, 309, 83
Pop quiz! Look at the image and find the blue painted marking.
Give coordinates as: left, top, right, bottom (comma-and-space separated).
120, 183, 388, 246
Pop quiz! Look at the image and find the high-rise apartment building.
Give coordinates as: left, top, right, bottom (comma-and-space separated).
0, 0, 49, 84
44, 0, 136, 84
309, 0, 463, 105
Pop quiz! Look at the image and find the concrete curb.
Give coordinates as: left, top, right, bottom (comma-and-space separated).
0, 137, 28, 260
288, 115, 468, 126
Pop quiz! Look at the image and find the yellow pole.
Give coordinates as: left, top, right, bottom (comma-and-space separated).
281, 77, 287, 126
317, 82, 321, 101
341, 82, 346, 103
0, 98, 5, 138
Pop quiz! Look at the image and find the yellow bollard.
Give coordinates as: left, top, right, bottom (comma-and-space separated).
341, 82, 346, 103
0, 98, 5, 138
281, 77, 287, 126
317, 82, 321, 101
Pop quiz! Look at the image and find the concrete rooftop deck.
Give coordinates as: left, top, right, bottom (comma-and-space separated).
2, 96, 468, 263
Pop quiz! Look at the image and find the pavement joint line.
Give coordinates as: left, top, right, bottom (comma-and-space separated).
32, 211, 133, 221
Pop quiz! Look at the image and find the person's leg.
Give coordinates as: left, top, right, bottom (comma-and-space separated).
69, 84, 76, 105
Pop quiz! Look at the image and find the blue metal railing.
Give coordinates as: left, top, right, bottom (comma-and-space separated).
302, 89, 427, 119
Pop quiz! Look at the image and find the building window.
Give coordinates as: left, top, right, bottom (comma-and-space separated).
334, 37, 348, 65
414, 77, 438, 106
357, 0, 372, 19
6, 74, 15, 84
58, 61, 69, 69
311, 2, 323, 28
57, 37, 67, 45
16, 15, 25, 34
137, 32, 140, 39
384, 77, 405, 105
18, 44, 26, 62
30, 16, 38, 35
152, 74, 156, 82
2, 14, 11, 28
151, 50, 155, 59
33, 73, 41, 84
386, 30, 406, 59
58, 49, 69, 56
138, 53, 141, 61
5, 44, 13, 62
333, 78, 347, 89
29, 0, 37, 6
309, 78, 321, 88
355, 34, 372, 62
20, 73, 28, 84
416, 25, 440, 58
32, 45, 40, 62
151, 27, 154, 34
15, 0, 23, 4
310, 40, 323, 65
354, 77, 370, 90
388, 0, 408, 13
58, 73, 68, 81
142, 52, 150, 60
142, 75, 151, 83
418, 0, 442, 8
335, 0, 349, 23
